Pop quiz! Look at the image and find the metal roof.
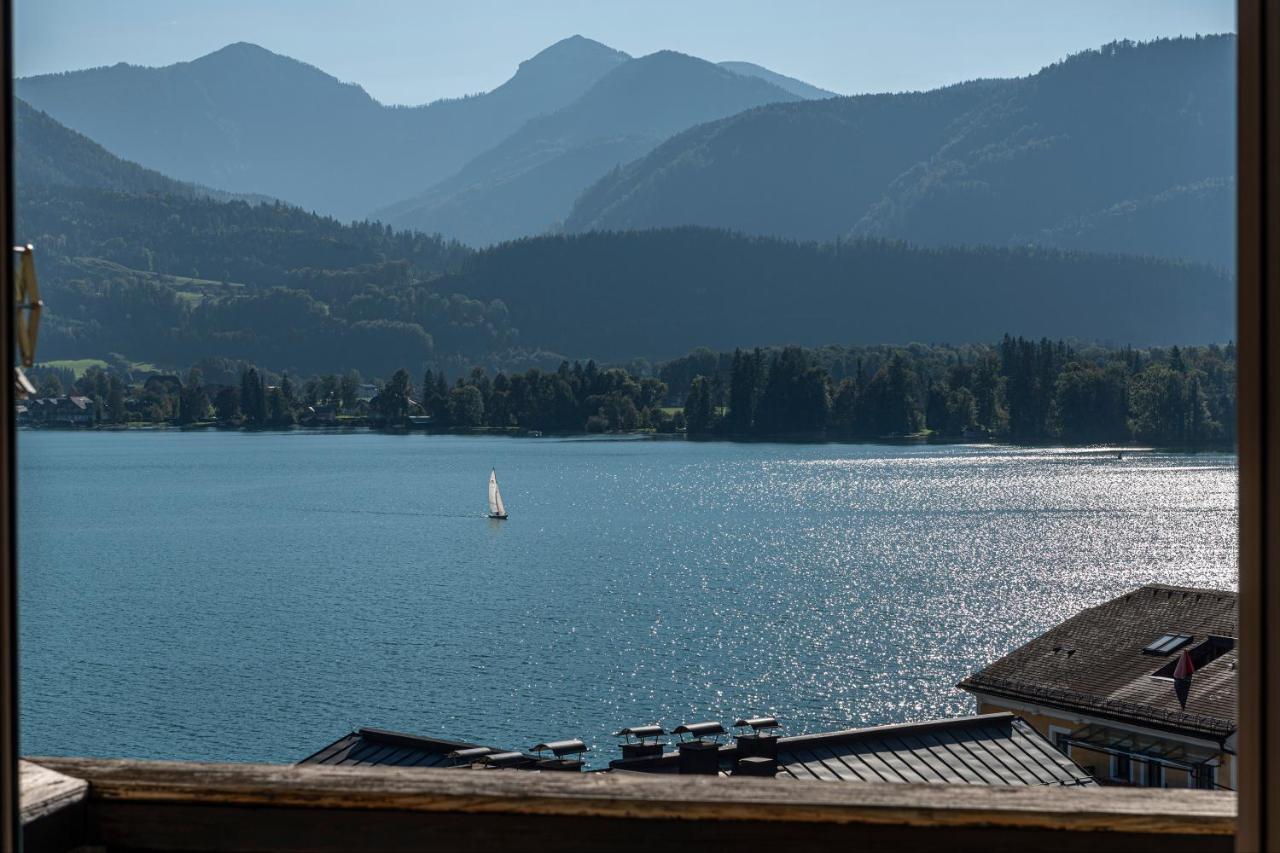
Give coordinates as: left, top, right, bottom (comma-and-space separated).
957, 584, 1237, 739
298, 728, 506, 769
610, 712, 1096, 786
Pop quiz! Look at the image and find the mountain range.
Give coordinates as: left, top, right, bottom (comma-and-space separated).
15, 95, 1232, 374
373, 51, 803, 244
16, 36, 823, 233
16, 36, 633, 219
567, 36, 1236, 268
18, 35, 1234, 269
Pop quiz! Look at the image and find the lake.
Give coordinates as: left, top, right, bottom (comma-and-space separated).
16, 431, 1237, 766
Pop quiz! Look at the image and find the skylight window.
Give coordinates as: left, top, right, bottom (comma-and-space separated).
1143, 633, 1193, 655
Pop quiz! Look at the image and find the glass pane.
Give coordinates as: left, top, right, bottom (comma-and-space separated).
13, 0, 1238, 804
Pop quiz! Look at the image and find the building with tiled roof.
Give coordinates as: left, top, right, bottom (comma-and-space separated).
958, 584, 1236, 790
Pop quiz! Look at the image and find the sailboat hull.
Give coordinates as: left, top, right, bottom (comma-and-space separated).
489, 513, 508, 520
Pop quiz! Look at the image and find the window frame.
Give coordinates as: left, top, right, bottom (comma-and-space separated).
1112, 752, 1133, 784
0, 2, 1274, 851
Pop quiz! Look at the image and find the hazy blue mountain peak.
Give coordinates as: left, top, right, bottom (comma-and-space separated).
717, 60, 839, 99
518, 35, 631, 70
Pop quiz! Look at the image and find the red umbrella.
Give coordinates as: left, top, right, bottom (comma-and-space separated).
1173, 648, 1196, 681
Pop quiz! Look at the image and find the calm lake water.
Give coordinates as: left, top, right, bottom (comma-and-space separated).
17, 431, 1237, 766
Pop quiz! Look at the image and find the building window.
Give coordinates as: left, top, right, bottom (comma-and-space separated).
1051, 729, 1070, 756
1111, 753, 1131, 782
1194, 764, 1216, 789
1143, 760, 1164, 788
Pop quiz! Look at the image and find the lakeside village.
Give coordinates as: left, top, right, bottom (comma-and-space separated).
16, 337, 1238, 446
299, 584, 1236, 791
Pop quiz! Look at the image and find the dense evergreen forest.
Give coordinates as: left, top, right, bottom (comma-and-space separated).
442, 229, 1232, 361
28, 336, 1236, 448
664, 338, 1236, 446
22, 177, 1233, 376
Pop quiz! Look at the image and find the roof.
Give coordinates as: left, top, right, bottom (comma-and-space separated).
298, 728, 499, 769
611, 712, 1096, 786
958, 584, 1237, 739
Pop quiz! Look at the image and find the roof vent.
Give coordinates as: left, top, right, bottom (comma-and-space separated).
616, 725, 666, 760
446, 746, 495, 766
673, 721, 726, 741
733, 717, 780, 732
673, 721, 725, 775
733, 716, 782, 762
479, 751, 529, 769
531, 739, 588, 772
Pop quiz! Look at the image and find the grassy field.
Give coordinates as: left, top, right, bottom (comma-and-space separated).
73, 257, 246, 307
38, 358, 158, 378
37, 358, 109, 378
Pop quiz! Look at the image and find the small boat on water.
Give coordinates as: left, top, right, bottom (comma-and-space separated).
487, 468, 508, 520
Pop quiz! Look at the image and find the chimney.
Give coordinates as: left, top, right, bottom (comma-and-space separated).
530, 739, 588, 771
673, 722, 726, 775
615, 725, 666, 760
733, 716, 781, 760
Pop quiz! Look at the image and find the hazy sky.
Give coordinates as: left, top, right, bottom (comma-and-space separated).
17, 0, 1235, 105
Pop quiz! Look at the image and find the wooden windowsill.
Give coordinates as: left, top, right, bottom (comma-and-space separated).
21, 756, 1237, 852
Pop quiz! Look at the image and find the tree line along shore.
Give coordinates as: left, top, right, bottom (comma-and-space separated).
21, 336, 1236, 448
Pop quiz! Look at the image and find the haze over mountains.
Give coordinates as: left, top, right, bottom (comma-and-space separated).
19, 34, 1234, 269
17, 36, 633, 218
374, 51, 802, 244
15, 94, 1231, 375
568, 36, 1236, 269
13, 33, 1237, 376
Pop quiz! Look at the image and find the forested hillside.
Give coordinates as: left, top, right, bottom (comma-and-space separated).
566, 37, 1236, 268
14, 103, 522, 377
15, 99, 256, 201
16, 90, 1233, 380
439, 229, 1233, 361
17, 189, 514, 377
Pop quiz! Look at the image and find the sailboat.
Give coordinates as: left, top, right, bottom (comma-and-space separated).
487, 469, 508, 520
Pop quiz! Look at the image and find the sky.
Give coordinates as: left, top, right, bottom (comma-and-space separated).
16, 0, 1236, 106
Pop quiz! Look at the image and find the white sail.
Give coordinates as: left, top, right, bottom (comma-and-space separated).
488, 469, 507, 517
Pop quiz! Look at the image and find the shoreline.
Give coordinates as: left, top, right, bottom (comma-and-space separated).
15, 423, 1239, 454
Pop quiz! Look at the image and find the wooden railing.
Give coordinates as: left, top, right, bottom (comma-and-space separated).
20, 756, 1236, 852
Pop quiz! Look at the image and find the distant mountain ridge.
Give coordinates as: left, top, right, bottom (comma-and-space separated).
16, 35, 830, 235
17, 36, 632, 219
717, 61, 838, 99
14, 102, 1230, 376
15, 97, 269, 204
565, 36, 1236, 269
374, 51, 801, 245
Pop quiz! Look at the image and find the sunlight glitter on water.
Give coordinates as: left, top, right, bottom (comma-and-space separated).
18, 435, 1235, 765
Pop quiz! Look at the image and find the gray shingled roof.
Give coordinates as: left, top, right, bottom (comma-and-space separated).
610, 712, 1097, 786
958, 584, 1237, 740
